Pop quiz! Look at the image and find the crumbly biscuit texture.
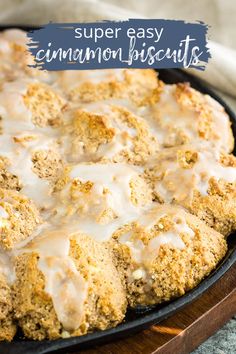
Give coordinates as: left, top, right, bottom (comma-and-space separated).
0, 273, 16, 341
139, 83, 234, 152
111, 205, 227, 307
0, 29, 233, 342
0, 188, 41, 250
62, 105, 160, 165
23, 82, 66, 128
13, 232, 126, 340
32, 148, 64, 181
146, 144, 236, 236
57, 68, 160, 106
0, 156, 22, 191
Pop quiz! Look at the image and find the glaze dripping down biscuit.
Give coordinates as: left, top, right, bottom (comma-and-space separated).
0, 28, 233, 342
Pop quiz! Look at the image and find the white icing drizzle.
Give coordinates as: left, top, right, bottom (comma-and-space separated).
0, 29, 233, 335
19, 229, 87, 332
2, 29, 28, 47
0, 248, 15, 284
0, 80, 34, 128
0, 29, 54, 83
82, 102, 136, 136
119, 206, 194, 268
153, 146, 236, 203
88, 104, 137, 160
140, 85, 198, 147
0, 80, 59, 208
140, 84, 232, 151
63, 103, 138, 163
0, 133, 54, 208
56, 69, 125, 91
40, 257, 87, 331
205, 94, 233, 149
0, 206, 9, 219
56, 163, 145, 241
0, 37, 11, 53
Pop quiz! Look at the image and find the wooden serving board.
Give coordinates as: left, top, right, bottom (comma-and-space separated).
77, 264, 236, 354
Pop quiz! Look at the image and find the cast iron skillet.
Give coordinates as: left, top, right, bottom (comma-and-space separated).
0, 26, 236, 354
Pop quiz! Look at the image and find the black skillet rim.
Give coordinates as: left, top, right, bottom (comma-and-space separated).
0, 26, 235, 354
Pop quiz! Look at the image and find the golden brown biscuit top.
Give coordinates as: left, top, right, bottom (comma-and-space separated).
147, 144, 236, 205
0, 29, 234, 334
